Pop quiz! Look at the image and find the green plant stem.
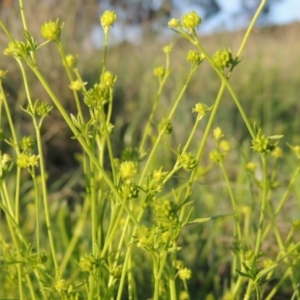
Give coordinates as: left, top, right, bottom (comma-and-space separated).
262, 166, 300, 240
244, 155, 268, 300
56, 41, 84, 123
16, 57, 59, 270
27, 65, 141, 228
139, 70, 171, 155
139, 65, 198, 184
0, 80, 21, 223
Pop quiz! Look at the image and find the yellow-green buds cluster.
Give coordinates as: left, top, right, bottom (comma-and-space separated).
148, 167, 169, 195
168, 18, 180, 28
102, 71, 117, 87
163, 44, 173, 54
182, 11, 201, 30
178, 267, 192, 280
251, 129, 277, 155
153, 66, 166, 78
120, 182, 139, 199
179, 152, 197, 171
41, 19, 62, 42
154, 199, 177, 223
213, 49, 233, 69
54, 279, 67, 292
213, 127, 224, 141
16, 153, 39, 169
176, 260, 192, 280
35, 101, 52, 117
78, 253, 99, 273
69, 80, 86, 91
186, 50, 204, 66
65, 54, 78, 68
4, 41, 31, 58
84, 83, 110, 109
101, 10, 117, 28
271, 146, 283, 158
158, 118, 172, 134
120, 161, 137, 182
210, 127, 231, 163
20, 136, 35, 152
192, 103, 211, 120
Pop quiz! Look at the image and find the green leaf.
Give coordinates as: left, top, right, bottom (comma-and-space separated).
186, 213, 233, 225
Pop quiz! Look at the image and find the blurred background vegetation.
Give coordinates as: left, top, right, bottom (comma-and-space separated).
1, 1, 300, 298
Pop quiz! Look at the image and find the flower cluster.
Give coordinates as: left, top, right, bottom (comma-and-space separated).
78, 253, 99, 273
16, 153, 39, 169
69, 80, 86, 91
158, 118, 172, 134
101, 10, 117, 28
179, 152, 197, 171
120, 161, 137, 183
102, 71, 117, 87
120, 182, 139, 199
35, 101, 52, 117
65, 54, 78, 68
84, 83, 110, 109
181, 11, 201, 30
210, 128, 231, 163
41, 19, 62, 42
213, 49, 233, 69
176, 260, 192, 280
168, 11, 201, 33
4, 41, 31, 58
251, 129, 277, 155
54, 279, 67, 292
192, 103, 211, 120
20, 136, 35, 151
186, 50, 204, 66
154, 199, 177, 224
0, 69, 8, 80
153, 66, 166, 78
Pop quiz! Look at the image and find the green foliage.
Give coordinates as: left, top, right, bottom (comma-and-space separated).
1, 1, 300, 300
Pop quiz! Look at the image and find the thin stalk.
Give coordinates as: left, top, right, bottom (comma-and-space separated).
139, 65, 198, 184
244, 155, 268, 300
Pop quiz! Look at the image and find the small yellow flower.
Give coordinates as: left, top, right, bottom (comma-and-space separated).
120, 161, 137, 181
192, 103, 211, 119
163, 43, 173, 54
102, 71, 117, 87
65, 54, 78, 68
101, 10, 117, 27
246, 161, 257, 172
213, 49, 233, 69
153, 66, 165, 78
41, 19, 62, 42
209, 149, 223, 163
152, 167, 168, 182
186, 50, 204, 65
168, 18, 179, 28
182, 11, 201, 30
271, 146, 283, 158
69, 80, 86, 91
213, 127, 224, 141
219, 140, 231, 154
178, 267, 192, 280
55, 279, 67, 292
